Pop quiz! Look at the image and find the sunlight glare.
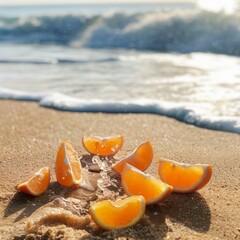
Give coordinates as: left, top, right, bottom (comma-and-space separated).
197, 0, 237, 14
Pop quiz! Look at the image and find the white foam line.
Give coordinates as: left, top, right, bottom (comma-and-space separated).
0, 87, 47, 101
0, 87, 239, 134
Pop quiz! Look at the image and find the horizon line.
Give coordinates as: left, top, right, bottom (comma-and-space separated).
0, 0, 195, 6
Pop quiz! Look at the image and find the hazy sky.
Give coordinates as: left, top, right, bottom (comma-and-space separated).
0, 0, 196, 5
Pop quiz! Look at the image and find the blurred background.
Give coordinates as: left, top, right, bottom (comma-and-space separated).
0, 0, 239, 133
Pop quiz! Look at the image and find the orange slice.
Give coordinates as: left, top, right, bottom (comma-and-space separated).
17, 167, 50, 196
121, 164, 173, 205
112, 141, 153, 175
158, 158, 212, 193
82, 135, 124, 156
89, 196, 145, 230
55, 140, 82, 187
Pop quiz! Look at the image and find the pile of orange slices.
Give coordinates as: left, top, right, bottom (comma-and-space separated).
17, 135, 212, 230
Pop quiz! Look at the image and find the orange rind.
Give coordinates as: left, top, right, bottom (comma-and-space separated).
82, 135, 124, 156
112, 141, 153, 175
121, 164, 173, 205
158, 158, 212, 193
17, 167, 50, 196
89, 196, 146, 230
55, 140, 82, 187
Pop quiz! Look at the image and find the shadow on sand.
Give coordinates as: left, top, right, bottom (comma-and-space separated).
90, 213, 168, 240
161, 192, 211, 232
4, 182, 66, 222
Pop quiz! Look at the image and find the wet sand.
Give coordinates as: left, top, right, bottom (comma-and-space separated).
0, 100, 240, 239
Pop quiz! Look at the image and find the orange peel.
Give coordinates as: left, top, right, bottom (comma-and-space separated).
55, 140, 82, 187
89, 196, 146, 230
112, 141, 153, 175
82, 135, 124, 156
121, 164, 173, 205
17, 167, 50, 196
158, 158, 212, 193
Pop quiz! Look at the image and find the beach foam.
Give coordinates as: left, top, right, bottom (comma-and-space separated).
0, 87, 239, 134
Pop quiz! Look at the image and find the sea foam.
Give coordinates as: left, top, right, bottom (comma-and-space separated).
0, 87, 239, 134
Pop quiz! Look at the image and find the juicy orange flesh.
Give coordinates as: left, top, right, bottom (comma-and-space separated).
132, 142, 153, 170
113, 141, 153, 174
18, 167, 50, 195
83, 136, 123, 156
91, 197, 143, 227
160, 162, 204, 188
123, 169, 167, 201
66, 143, 81, 181
27, 168, 49, 194
112, 160, 128, 175
56, 142, 81, 186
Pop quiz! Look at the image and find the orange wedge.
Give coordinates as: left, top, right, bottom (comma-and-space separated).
17, 167, 50, 196
82, 135, 124, 156
112, 141, 153, 175
158, 158, 212, 193
121, 164, 173, 205
55, 140, 82, 187
89, 196, 146, 230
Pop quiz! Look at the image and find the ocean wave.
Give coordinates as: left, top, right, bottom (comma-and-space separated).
0, 10, 240, 55
0, 57, 119, 65
0, 88, 239, 134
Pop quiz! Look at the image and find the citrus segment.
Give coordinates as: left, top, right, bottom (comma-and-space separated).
121, 164, 173, 205
112, 141, 153, 175
82, 135, 124, 156
89, 196, 146, 230
17, 167, 50, 196
55, 140, 82, 187
158, 158, 212, 193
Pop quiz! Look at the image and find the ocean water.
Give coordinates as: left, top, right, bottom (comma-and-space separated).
0, 3, 239, 133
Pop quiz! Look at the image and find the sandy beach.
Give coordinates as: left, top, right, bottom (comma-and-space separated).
0, 100, 240, 239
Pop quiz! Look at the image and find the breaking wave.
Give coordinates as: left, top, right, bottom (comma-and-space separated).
0, 10, 240, 55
